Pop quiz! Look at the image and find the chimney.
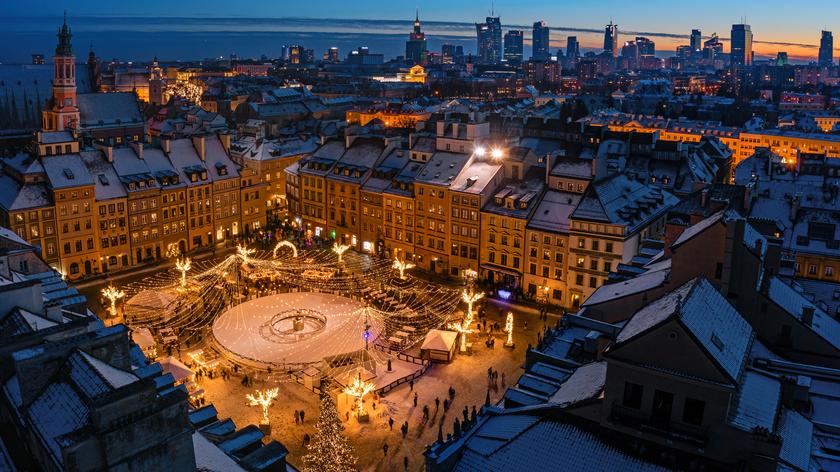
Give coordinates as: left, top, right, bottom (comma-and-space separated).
545, 152, 552, 186
801, 305, 815, 326
161, 137, 171, 154
743, 182, 754, 212
791, 192, 801, 222
93, 142, 114, 163
129, 140, 144, 160
218, 131, 231, 154
700, 187, 709, 208
192, 134, 206, 161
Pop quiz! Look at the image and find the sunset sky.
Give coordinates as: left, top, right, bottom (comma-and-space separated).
6, 0, 840, 62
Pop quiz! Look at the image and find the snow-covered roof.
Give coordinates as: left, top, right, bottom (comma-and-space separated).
42, 153, 95, 189
778, 409, 813, 471
729, 370, 780, 432
766, 277, 840, 350
77, 92, 142, 129
526, 190, 580, 234
672, 210, 726, 248
159, 356, 193, 382
192, 432, 246, 472
583, 260, 671, 307
69, 350, 138, 400
80, 150, 128, 201
616, 278, 752, 383
28, 382, 89, 465
453, 413, 668, 472
548, 361, 606, 406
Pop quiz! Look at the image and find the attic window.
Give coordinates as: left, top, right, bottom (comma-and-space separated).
710, 333, 724, 352
63, 168, 74, 179
98, 174, 109, 185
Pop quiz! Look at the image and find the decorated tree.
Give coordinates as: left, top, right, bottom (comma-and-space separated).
301, 385, 357, 472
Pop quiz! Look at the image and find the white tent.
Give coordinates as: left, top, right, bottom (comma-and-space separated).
131, 327, 155, 351
159, 356, 194, 383
420, 329, 458, 363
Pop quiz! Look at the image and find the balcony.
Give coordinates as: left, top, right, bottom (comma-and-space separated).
609, 403, 708, 447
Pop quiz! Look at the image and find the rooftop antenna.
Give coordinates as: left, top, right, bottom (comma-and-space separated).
490, 0, 495, 17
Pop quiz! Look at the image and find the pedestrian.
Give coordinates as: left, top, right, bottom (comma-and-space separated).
471, 405, 477, 423
443, 398, 449, 411
409, 379, 414, 391
389, 416, 394, 430
404, 456, 409, 471
383, 442, 389, 457
401, 422, 408, 438
372, 401, 376, 411
435, 397, 440, 410
346, 411, 350, 421
463, 406, 469, 423
303, 433, 310, 447
501, 372, 506, 389
423, 405, 429, 420
294, 410, 299, 425
524, 320, 528, 331
299, 410, 305, 423
413, 392, 418, 407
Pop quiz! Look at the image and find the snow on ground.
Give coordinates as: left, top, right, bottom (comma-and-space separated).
199, 304, 548, 472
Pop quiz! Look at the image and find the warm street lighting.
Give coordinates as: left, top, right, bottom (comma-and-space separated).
451, 320, 472, 353
491, 148, 504, 159
461, 289, 483, 322
343, 374, 375, 415
332, 243, 350, 263
474, 146, 486, 157
273, 240, 298, 258
463, 268, 478, 285
246, 388, 280, 424
101, 284, 125, 319
175, 257, 191, 288
392, 257, 415, 280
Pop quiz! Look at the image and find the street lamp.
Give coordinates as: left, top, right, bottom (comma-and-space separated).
491, 148, 504, 160
474, 146, 486, 157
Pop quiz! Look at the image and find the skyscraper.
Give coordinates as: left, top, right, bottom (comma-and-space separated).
819, 31, 834, 67
503, 30, 524, 64
476, 15, 502, 64
690, 29, 702, 52
405, 10, 427, 65
532, 20, 550, 60
566, 36, 580, 60
604, 21, 619, 58
730, 23, 753, 66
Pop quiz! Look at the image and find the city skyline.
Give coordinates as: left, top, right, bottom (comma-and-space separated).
2, 1, 839, 62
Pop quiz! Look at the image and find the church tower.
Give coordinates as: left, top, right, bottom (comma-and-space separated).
43, 12, 79, 132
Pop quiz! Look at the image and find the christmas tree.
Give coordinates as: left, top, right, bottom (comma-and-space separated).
301, 384, 358, 472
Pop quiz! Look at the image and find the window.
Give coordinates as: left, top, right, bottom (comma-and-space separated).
651, 390, 674, 425
576, 257, 584, 268
589, 277, 597, 288
577, 238, 585, 248
591, 240, 599, 251
575, 274, 583, 286
715, 262, 723, 279
622, 382, 643, 409
682, 398, 705, 426
605, 242, 613, 253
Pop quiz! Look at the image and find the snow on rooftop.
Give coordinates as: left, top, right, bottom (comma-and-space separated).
192, 432, 246, 472
730, 370, 780, 432
548, 361, 607, 406
672, 210, 725, 248
583, 262, 671, 307
767, 277, 840, 350
28, 382, 89, 465
616, 281, 694, 344
778, 409, 813, 471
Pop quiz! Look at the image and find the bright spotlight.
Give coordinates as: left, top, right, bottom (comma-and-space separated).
491, 148, 504, 159
474, 146, 486, 157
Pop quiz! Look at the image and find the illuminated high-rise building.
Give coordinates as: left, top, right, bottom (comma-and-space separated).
818, 31, 833, 67
604, 21, 619, 58
730, 23, 753, 66
476, 15, 502, 64
566, 36, 580, 60
503, 30, 524, 64
690, 29, 702, 52
532, 20, 550, 60
405, 9, 428, 65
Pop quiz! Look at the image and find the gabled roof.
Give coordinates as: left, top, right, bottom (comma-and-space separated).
614, 278, 753, 384
766, 277, 840, 351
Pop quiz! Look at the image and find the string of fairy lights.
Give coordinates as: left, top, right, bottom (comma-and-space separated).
120, 242, 466, 376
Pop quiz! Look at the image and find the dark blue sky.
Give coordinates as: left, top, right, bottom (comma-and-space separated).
4, 1, 839, 62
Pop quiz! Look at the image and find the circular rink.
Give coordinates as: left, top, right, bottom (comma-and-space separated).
211, 292, 383, 369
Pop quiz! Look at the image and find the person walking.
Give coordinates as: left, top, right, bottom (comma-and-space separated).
294, 410, 299, 425
404, 456, 409, 471
383, 442, 389, 457
389, 416, 394, 430
299, 410, 305, 423
409, 379, 414, 391
413, 392, 418, 407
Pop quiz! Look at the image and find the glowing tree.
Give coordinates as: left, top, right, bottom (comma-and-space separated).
461, 289, 483, 322
451, 320, 472, 353
101, 284, 125, 319
246, 388, 279, 425
273, 240, 298, 258
332, 243, 350, 263
302, 385, 357, 472
343, 374, 375, 416
463, 268, 478, 286
175, 257, 191, 288
392, 257, 415, 280
504, 311, 515, 347
237, 244, 256, 265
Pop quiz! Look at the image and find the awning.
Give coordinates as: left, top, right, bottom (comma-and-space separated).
480, 263, 522, 278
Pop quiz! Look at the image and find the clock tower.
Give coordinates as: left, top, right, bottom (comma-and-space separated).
43, 12, 80, 132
